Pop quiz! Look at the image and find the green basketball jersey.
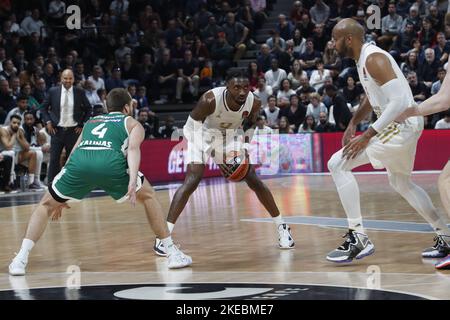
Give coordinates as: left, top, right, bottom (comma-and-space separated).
77, 112, 129, 155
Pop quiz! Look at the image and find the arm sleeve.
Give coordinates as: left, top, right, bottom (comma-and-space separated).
371, 78, 409, 132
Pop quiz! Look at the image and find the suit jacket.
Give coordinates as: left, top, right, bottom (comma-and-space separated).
41, 86, 92, 127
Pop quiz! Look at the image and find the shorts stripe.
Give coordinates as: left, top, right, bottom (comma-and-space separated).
51, 168, 82, 202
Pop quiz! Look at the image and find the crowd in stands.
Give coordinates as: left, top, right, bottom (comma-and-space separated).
0, 0, 450, 192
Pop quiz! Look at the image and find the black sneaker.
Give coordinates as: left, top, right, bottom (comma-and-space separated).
326, 229, 375, 263
422, 235, 450, 258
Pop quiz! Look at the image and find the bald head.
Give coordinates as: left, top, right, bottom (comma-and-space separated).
61, 69, 74, 90
333, 18, 365, 42
332, 18, 365, 59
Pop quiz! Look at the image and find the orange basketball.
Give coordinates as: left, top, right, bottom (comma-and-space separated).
218, 150, 250, 182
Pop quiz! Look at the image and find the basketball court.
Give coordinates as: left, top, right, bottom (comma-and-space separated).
1, 172, 449, 300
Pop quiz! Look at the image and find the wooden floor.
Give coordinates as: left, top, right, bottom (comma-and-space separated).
1, 173, 450, 299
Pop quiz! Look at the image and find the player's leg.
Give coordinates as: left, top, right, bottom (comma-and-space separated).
387, 169, 450, 259
19, 150, 37, 186
31, 147, 44, 187
153, 164, 205, 256
136, 178, 192, 269
244, 166, 294, 249
9, 192, 68, 276
438, 160, 450, 217
326, 148, 375, 263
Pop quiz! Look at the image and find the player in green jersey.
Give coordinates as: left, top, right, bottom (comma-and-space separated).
9, 88, 192, 275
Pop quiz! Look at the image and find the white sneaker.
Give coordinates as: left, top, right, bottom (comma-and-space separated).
153, 238, 168, 257
167, 246, 192, 269
278, 223, 295, 249
9, 257, 27, 276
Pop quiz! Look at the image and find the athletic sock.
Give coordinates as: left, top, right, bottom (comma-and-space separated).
16, 239, 34, 262
272, 215, 285, 227
167, 222, 175, 234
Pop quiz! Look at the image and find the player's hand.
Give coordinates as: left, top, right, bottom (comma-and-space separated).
126, 182, 137, 207
47, 123, 56, 135
342, 134, 371, 160
75, 127, 82, 135
342, 124, 356, 147
51, 203, 71, 221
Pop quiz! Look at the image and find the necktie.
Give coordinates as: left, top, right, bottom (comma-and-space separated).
62, 90, 70, 126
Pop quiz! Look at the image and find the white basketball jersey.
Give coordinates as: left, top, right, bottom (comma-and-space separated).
203, 87, 254, 132
356, 42, 422, 130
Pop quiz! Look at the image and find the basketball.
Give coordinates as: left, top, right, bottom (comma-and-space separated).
218, 150, 250, 182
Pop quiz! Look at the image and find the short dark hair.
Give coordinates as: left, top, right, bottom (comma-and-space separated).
324, 84, 337, 93
23, 111, 35, 118
17, 93, 28, 102
138, 109, 148, 116
10, 114, 22, 122
226, 70, 249, 82
106, 88, 132, 112
444, 109, 450, 117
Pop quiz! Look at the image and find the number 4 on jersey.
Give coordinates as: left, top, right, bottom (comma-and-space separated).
91, 123, 108, 139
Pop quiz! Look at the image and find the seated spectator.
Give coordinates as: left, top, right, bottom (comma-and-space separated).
288, 59, 307, 90
6, 114, 42, 189
290, 1, 307, 26
33, 78, 47, 104
323, 40, 341, 70
254, 115, 273, 135
20, 83, 40, 112
296, 74, 316, 97
266, 30, 286, 54
257, 44, 275, 73
22, 111, 45, 186
248, 61, 264, 91
0, 59, 16, 82
434, 109, 450, 129
137, 109, 156, 139
278, 94, 306, 132
312, 24, 328, 53
97, 89, 108, 114
264, 58, 287, 92
121, 54, 140, 85
401, 51, 420, 76
391, 22, 417, 61
298, 38, 322, 72
278, 116, 294, 134
342, 76, 363, 106
277, 79, 296, 108
193, 37, 210, 65
176, 50, 200, 103
298, 114, 316, 133
309, 59, 331, 90
277, 14, 294, 41
0, 151, 12, 192
222, 12, 249, 62
20, 9, 47, 38
254, 77, 273, 108
325, 84, 352, 132
210, 33, 234, 81
315, 112, 336, 133
310, 0, 330, 26
165, 19, 183, 47
298, 14, 315, 39
136, 86, 149, 109
290, 29, 307, 57
158, 116, 178, 139
434, 32, 450, 64
306, 92, 327, 123
407, 71, 430, 102
418, 48, 440, 87
202, 16, 224, 49
83, 80, 102, 107
152, 49, 177, 104
378, 2, 403, 51
396, 0, 411, 18
171, 36, 187, 60
105, 67, 125, 92
431, 68, 446, 95
261, 95, 279, 128
418, 17, 437, 49
4, 93, 28, 125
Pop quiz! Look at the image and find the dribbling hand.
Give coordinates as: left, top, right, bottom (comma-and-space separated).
51, 203, 71, 221
342, 124, 356, 147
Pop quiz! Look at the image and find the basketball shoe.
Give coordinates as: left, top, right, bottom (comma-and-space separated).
9, 255, 27, 276
153, 238, 168, 257
326, 229, 375, 263
422, 235, 450, 258
167, 246, 192, 269
278, 223, 295, 249
435, 255, 450, 270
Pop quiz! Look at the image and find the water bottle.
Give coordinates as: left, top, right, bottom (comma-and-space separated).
20, 174, 28, 192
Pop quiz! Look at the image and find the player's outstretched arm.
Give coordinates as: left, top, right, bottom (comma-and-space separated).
126, 118, 145, 206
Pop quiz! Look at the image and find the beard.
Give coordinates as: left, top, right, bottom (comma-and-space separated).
10, 126, 18, 133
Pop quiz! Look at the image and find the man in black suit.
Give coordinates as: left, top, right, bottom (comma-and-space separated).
41, 69, 92, 184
